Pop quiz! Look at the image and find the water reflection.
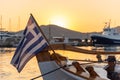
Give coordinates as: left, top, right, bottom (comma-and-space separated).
103, 46, 120, 52
0, 47, 120, 80
91, 46, 120, 52
0, 49, 42, 80
0, 48, 15, 53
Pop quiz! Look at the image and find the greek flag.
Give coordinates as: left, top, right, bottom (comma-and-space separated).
11, 14, 48, 72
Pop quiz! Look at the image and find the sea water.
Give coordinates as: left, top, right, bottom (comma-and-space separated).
0, 48, 42, 80
0, 46, 120, 80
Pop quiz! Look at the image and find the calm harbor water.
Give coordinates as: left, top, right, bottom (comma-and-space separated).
0, 48, 42, 80
0, 46, 120, 80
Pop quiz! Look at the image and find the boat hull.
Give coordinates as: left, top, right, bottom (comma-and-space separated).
91, 35, 120, 46
38, 61, 85, 80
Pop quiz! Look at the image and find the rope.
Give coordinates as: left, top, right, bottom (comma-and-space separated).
30, 65, 68, 80
30, 62, 95, 80
69, 59, 120, 64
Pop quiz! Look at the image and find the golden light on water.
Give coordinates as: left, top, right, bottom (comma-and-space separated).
0, 48, 101, 80
1, 48, 120, 80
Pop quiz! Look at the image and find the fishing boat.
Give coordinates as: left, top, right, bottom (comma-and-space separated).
91, 22, 120, 46
31, 44, 120, 80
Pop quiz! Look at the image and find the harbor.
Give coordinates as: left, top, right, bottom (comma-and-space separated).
0, 24, 93, 47
1, 15, 120, 80
1, 0, 120, 80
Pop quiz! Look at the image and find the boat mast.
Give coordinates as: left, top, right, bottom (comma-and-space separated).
0, 16, 2, 31
104, 20, 111, 29
108, 19, 111, 28
9, 18, 11, 31
18, 16, 20, 31
0, 16, 2, 47
0, 16, 2, 39
49, 20, 51, 42
49, 25, 51, 42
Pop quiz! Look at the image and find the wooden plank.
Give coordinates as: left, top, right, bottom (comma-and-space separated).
50, 44, 120, 55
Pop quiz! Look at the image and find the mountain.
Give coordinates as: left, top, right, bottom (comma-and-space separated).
15, 24, 91, 40
40, 25, 90, 39
16, 24, 120, 40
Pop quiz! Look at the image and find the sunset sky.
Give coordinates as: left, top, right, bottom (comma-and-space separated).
0, 0, 120, 32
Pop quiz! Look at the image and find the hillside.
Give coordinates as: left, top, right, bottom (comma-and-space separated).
16, 24, 120, 40
40, 25, 90, 39
16, 24, 92, 40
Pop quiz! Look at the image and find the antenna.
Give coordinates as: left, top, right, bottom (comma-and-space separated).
104, 22, 107, 28
108, 19, 111, 28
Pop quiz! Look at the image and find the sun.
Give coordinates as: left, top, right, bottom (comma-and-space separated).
50, 16, 67, 28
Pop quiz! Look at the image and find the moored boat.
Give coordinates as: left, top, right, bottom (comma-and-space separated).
34, 49, 110, 80
91, 22, 120, 46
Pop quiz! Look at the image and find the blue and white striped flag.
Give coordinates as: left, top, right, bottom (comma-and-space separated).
11, 15, 48, 72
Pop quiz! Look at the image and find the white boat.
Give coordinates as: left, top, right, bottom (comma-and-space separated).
0, 31, 12, 40
32, 44, 120, 80
0, 31, 20, 47
91, 22, 120, 46
0, 31, 12, 46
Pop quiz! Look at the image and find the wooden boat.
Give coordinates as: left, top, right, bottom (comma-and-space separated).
31, 44, 113, 80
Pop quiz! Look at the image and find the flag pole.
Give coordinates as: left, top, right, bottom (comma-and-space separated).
30, 14, 56, 53
30, 14, 61, 61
